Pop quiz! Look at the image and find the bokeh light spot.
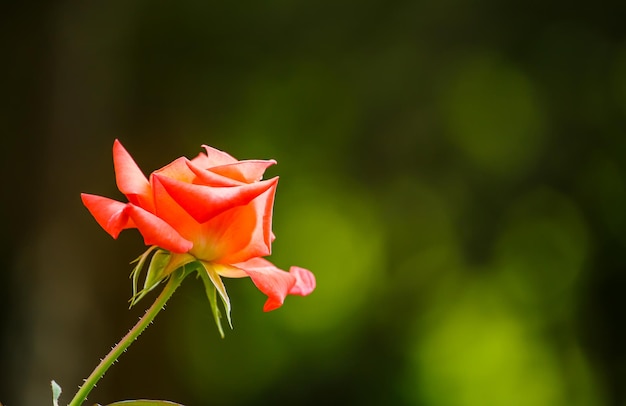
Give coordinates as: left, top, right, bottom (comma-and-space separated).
408, 281, 564, 406
440, 53, 545, 176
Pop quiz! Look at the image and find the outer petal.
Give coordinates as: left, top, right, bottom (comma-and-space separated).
151, 176, 203, 246
82, 194, 193, 253
155, 174, 278, 223
288, 266, 316, 296
235, 258, 297, 312
113, 140, 154, 211
81, 193, 133, 238
125, 204, 193, 253
191, 204, 255, 261
203, 180, 276, 264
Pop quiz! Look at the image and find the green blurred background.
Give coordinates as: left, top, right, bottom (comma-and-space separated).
2, 1, 626, 405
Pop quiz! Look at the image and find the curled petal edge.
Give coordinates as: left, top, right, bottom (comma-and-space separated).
81, 193, 192, 253
288, 266, 316, 296
81, 193, 131, 238
234, 258, 314, 312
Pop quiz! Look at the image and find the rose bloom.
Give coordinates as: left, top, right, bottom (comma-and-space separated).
81, 139, 315, 312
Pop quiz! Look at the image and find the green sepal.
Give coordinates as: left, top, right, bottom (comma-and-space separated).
51, 380, 62, 406
130, 249, 171, 307
197, 262, 233, 338
199, 271, 224, 338
145, 250, 171, 291
129, 251, 233, 337
129, 246, 159, 306
101, 400, 184, 406
129, 248, 197, 308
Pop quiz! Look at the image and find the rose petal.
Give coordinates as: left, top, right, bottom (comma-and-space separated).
81, 193, 132, 238
186, 160, 244, 187
209, 160, 277, 183
151, 176, 202, 243
235, 258, 297, 312
113, 140, 154, 211
212, 181, 276, 264
125, 204, 193, 253
213, 263, 248, 278
155, 175, 278, 223
194, 204, 255, 261
192, 145, 239, 168
152, 156, 197, 183
288, 266, 316, 296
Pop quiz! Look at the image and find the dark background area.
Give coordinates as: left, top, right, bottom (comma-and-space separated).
2, 1, 626, 405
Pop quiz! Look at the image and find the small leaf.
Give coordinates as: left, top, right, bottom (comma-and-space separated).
162, 253, 196, 278
129, 245, 159, 306
102, 400, 184, 406
51, 380, 62, 406
131, 250, 197, 307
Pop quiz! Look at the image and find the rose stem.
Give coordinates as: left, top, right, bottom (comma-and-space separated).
67, 268, 186, 406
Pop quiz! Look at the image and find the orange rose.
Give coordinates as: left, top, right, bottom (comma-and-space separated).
81, 140, 315, 319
